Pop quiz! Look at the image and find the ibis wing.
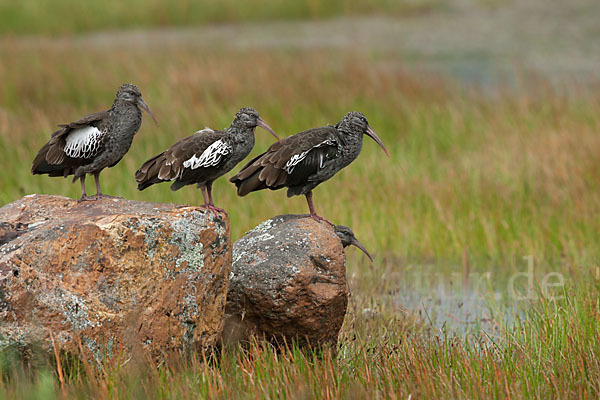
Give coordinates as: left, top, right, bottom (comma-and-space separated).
140, 129, 232, 185
61, 126, 106, 160
32, 110, 110, 173
55, 111, 109, 132
52, 110, 110, 160
284, 139, 339, 186
231, 126, 339, 190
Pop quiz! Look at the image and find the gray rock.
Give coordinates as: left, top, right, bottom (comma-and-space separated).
223, 215, 348, 348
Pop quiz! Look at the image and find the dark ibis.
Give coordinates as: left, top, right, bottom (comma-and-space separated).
230, 111, 388, 223
135, 107, 279, 213
31, 83, 158, 201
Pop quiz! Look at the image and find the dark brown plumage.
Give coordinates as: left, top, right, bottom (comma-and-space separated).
230, 111, 388, 222
232, 126, 338, 197
32, 111, 109, 177
31, 84, 158, 201
135, 108, 279, 213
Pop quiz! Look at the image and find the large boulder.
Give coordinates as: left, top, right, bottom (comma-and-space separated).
223, 215, 348, 348
0, 194, 231, 360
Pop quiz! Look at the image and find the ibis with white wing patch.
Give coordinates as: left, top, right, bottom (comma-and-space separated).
31, 83, 158, 202
135, 107, 279, 214
230, 111, 389, 223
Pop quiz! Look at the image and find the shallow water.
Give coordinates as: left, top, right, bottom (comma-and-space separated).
393, 285, 520, 337
365, 256, 566, 336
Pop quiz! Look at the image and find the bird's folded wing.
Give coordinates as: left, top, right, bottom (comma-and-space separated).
44, 110, 110, 163
232, 126, 338, 188
157, 130, 232, 181
268, 126, 338, 169
62, 126, 106, 159
235, 126, 338, 174
51, 110, 109, 140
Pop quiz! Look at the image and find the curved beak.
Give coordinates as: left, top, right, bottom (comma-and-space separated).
350, 237, 374, 262
137, 97, 159, 127
366, 126, 389, 157
257, 117, 280, 142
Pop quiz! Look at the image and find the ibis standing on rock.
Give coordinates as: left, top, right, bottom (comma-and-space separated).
230, 111, 389, 223
31, 83, 159, 202
135, 107, 280, 213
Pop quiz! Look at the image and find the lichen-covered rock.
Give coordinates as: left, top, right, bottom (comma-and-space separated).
223, 215, 348, 348
0, 194, 231, 361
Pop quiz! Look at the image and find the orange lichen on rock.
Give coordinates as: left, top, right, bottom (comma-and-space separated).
0, 194, 231, 361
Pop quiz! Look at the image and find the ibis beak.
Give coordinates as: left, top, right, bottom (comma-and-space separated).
366, 126, 389, 157
350, 236, 374, 262
257, 117, 280, 142
138, 97, 159, 127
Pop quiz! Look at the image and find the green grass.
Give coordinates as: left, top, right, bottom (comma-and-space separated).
1, 16, 600, 399
0, 0, 439, 35
0, 284, 598, 398
1, 45, 599, 268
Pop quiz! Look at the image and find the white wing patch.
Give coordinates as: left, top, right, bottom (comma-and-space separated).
64, 126, 105, 159
195, 127, 214, 135
284, 139, 336, 174
166, 128, 214, 167
183, 139, 232, 170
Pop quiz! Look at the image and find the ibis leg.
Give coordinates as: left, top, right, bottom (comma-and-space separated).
94, 172, 102, 196
77, 175, 96, 202
305, 191, 333, 225
93, 171, 120, 199
200, 186, 209, 207
206, 181, 214, 206
205, 182, 225, 214
77, 176, 88, 202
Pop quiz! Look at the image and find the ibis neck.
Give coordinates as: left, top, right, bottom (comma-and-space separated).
228, 124, 256, 144
336, 127, 364, 167
226, 126, 256, 164
112, 100, 140, 115
109, 100, 142, 138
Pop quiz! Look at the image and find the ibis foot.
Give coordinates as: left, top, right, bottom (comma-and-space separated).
303, 192, 334, 225
77, 195, 97, 203
203, 204, 227, 215
309, 213, 335, 226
